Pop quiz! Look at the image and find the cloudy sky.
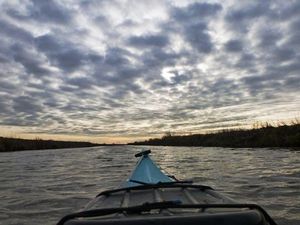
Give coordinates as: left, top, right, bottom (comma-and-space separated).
0, 0, 299, 143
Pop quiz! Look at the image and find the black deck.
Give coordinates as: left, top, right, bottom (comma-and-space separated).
65, 210, 267, 225
58, 184, 277, 225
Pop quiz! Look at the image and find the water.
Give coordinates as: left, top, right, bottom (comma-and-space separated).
0, 146, 299, 225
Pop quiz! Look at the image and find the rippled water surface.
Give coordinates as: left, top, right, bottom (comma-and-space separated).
0, 146, 299, 225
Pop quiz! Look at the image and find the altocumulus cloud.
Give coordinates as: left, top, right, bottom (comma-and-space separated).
0, 0, 299, 142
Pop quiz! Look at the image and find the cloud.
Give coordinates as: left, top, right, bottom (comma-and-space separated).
11, 44, 51, 76
171, 2, 222, 22
31, 0, 72, 24
34, 34, 88, 72
7, 0, 72, 24
226, 1, 270, 22
66, 77, 95, 89
0, 19, 33, 44
224, 39, 243, 52
103, 47, 131, 66
35, 34, 61, 52
0, 0, 299, 142
13, 95, 43, 115
166, 2, 222, 54
183, 22, 213, 53
256, 28, 282, 49
127, 34, 169, 48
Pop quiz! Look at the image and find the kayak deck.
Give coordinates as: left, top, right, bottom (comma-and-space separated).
86, 184, 234, 210
61, 183, 274, 225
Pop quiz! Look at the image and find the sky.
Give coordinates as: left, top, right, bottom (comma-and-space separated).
0, 0, 299, 144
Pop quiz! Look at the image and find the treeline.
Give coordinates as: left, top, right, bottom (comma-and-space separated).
0, 137, 101, 152
129, 122, 300, 148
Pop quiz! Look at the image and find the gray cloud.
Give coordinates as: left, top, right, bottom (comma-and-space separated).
256, 28, 282, 49
11, 44, 51, 76
103, 47, 131, 66
171, 2, 222, 22
224, 39, 243, 52
184, 22, 213, 53
226, 2, 270, 22
7, 0, 72, 24
127, 34, 169, 48
286, 20, 300, 48
35, 35, 61, 52
12, 95, 43, 115
272, 47, 295, 63
167, 2, 222, 54
0, 19, 33, 44
67, 77, 95, 89
141, 48, 181, 70
31, 0, 72, 24
34, 34, 88, 72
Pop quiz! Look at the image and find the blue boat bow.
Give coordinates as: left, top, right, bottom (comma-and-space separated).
123, 150, 173, 187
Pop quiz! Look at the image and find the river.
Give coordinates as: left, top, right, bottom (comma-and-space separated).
0, 146, 299, 225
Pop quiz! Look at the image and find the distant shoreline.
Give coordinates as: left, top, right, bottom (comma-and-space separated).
2, 122, 299, 152
129, 123, 300, 148
0, 137, 117, 152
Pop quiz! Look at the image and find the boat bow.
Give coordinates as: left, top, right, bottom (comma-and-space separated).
123, 150, 173, 187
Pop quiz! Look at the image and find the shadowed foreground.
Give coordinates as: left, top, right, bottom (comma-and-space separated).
0, 137, 100, 152
130, 123, 300, 148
